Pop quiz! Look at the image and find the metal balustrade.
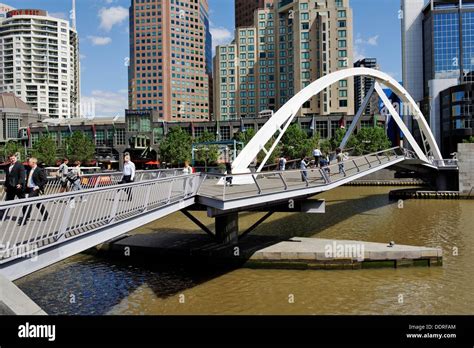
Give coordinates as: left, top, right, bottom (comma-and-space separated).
0, 169, 184, 201
198, 147, 406, 202
0, 174, 202, 265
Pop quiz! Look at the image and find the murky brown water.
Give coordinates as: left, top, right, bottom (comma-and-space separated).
16, 186, 474, 315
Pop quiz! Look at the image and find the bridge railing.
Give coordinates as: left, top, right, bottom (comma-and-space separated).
198, 147, 405, 201
0, 173, 202, 265
0, 169, 183, 201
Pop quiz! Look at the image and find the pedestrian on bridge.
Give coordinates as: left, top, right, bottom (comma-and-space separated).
336, 148, 346, 177
57, 158, 69, 193
313, 147, 322, 168
3, 154, 25, 202
19, 158, 49, 226
278, 156, 287, 171
300, 158, 309, 182
182, 161, 194, 194
68, 161, 83, 192
0, 154, 26, 220
119, 155, 136, 201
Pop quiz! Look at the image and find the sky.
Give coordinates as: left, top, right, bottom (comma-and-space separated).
4, 0, 403, 117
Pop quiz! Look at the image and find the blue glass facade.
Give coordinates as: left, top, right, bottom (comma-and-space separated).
422, 2, 474, 95
462, 12, 474, 80
433, 13, 460, 79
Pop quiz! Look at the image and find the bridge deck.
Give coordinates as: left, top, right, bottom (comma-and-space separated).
0, 147, 417, 280
198, 150, 405, 210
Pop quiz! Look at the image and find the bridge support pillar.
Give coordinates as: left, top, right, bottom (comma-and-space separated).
215, 213, 239, 245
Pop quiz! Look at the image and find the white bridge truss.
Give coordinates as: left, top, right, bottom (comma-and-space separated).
231, 68, 443, 174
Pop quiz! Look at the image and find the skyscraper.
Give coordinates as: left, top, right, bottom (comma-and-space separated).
0, 7, 80, 119
401, 0, 474, 151
215, 0, 354, 121
354, 58, 378, 115
128, 0, 212, 121
235, 0, 274, 28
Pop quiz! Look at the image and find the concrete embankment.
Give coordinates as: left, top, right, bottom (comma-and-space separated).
0, 274, 46, 315
97, 233, 442, 270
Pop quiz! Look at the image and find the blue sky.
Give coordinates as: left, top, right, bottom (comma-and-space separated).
5, 0, 403, 117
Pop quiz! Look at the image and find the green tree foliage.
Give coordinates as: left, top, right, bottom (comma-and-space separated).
281, 124, 319, 159
31, 136, 57, 165
235, 128, 256, 145
63, 131, 96, 163
159, 127, 192, 166
352, 127, 391, 155
330, 128, 358, 152
463, 136, 474, 144
194, 131, 219, 169
0, 141, 25, 161
235, 128, 282, 165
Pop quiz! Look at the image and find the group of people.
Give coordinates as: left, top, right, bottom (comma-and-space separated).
2, 154, 50, 225
275, 147, 348, 183
57, 158, 84, 193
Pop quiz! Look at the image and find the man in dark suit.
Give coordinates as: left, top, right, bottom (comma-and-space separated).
3, 154, 26, 201
19, 157, 49, 225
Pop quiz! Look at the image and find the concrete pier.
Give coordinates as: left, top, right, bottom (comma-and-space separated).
247, 237, 442, 270
99, 233, 442, 270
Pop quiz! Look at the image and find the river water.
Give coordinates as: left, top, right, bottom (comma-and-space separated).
16, 186, 474, 315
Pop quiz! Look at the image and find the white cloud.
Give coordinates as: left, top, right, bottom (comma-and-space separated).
80, 54, 87, 60
210, 26, 233, 53
81, 90, 127, 117
50, 12, 67, 20
355, 34, 380, 46
99, 6, 129, 32
353, 33, 380, 62
88, 36, 112, 46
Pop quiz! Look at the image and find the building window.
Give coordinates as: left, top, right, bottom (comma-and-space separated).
116, 129, 126, 145
96, 130, 105, 146
316, 121, 328, 139
6, 118, 19, 139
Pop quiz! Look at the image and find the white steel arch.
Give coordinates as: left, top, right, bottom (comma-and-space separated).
232, 68, 442, 174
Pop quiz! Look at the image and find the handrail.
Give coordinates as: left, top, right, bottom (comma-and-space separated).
198, 147, 406, 201
0, 173, 203, 264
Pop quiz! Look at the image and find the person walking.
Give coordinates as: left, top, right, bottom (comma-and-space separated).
278, 156, 287, 171
120, 155, 136, 201
3, 154, 26, 202
182, 160, 193, 194
300, 157, 308, 182
336, 148, 346, 177
68, 161, 83, 192
1, 154, 26, 220
20, 157, 49, 226
313, 147, 322, 168
225, 162, 233, 186
58, 158, 69, 193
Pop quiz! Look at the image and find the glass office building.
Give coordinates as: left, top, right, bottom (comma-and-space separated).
423, 0, 474, 95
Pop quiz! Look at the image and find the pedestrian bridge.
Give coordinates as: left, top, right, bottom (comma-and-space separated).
0, 147, 431, 281
0, 68, 456, 281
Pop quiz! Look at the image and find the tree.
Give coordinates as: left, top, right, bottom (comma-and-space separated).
31, 136, 57, 165
235, 128, 282, 166
352, 127, 391, 155
235, 128, 256, 146
463, 136, 474, 144
159, 127, 192, 166
281, 124, 318, 159
64, 131, 96, 163
0, 141, 24, 161
330, 128, 358, 152
194, 131, 219, 170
